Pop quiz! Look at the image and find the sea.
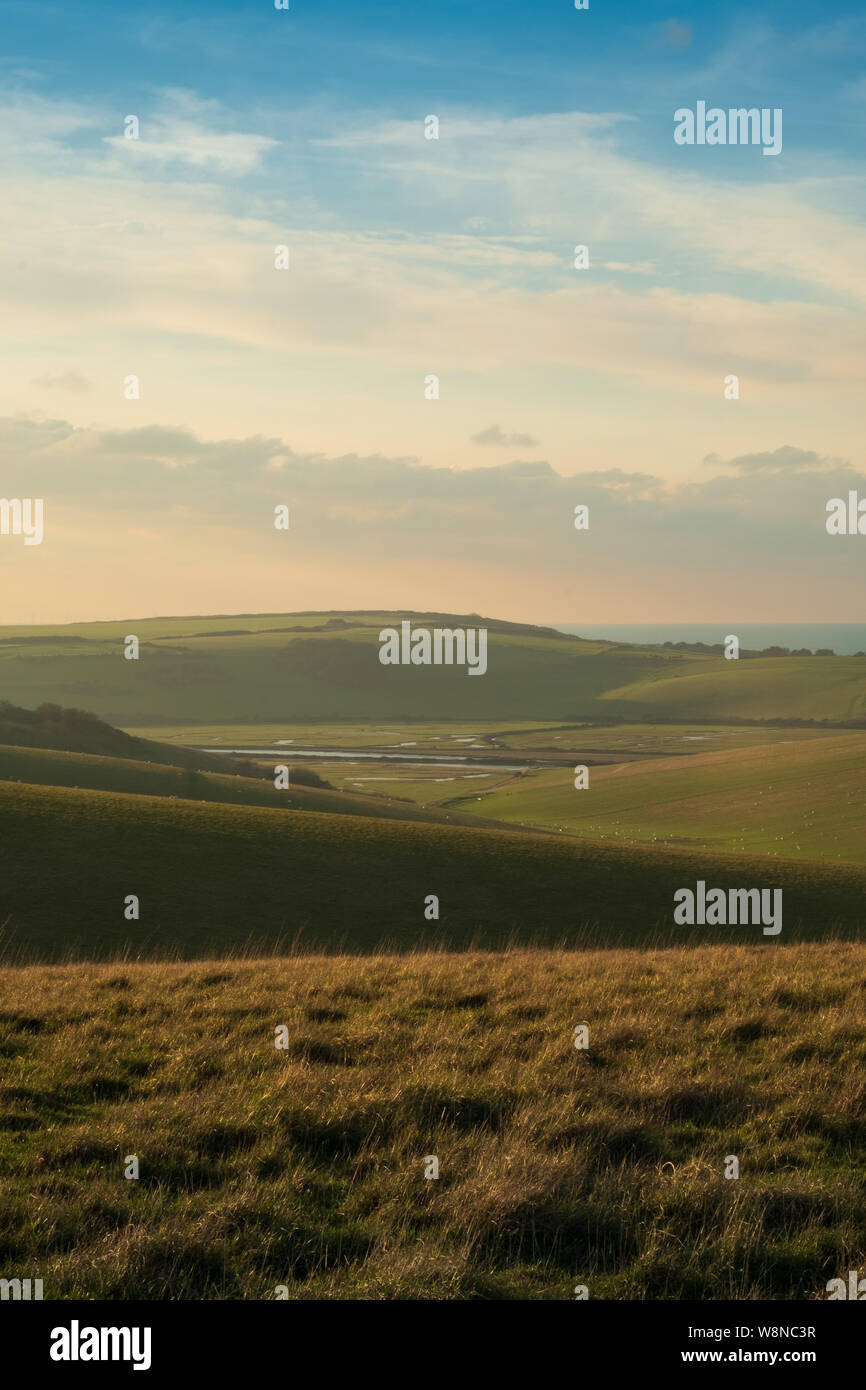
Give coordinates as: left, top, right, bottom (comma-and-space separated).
552, 624, 866, 655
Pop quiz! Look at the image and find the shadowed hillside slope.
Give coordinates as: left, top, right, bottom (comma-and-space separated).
1, 781, 864, 961
2, 614, 864, 724
0, 744, 517, 832
0, 699, 250, 775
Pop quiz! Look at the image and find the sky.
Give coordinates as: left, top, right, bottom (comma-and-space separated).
1, 0, 864, 624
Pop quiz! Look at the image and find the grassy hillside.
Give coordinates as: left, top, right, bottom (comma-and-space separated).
0, 744, 513, 833
2, 780, 865, 962
2, 946, 863, 1299
1, 612, 863, 725
604, 657, 866, 722
0, 699, 254, 777
457, 733, 866, 864
493, 723, 852, 755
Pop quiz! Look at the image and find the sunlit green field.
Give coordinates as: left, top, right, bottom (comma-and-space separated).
605, 658, 866, 722
494, 724, 852, 755
457, 734, 866, 863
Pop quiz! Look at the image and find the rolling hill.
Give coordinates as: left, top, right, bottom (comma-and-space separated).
1, 612, 863, 725
603, 657, 866, 722
1, 780, 864, 962
0, 698, 251, 775
0, 743, 517, 832
455, 733, 866, 863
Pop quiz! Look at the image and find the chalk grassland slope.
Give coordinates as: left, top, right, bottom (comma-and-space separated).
1, 613, 864, 724
1, 947, 864, 1299
455, 734, 866, 864
603, 657, 866, 722
0, 617, 661, 723
0, 745, 514, 832
2, 781, 865, 962
493, 723, 854, 755
0, 699, 244, 776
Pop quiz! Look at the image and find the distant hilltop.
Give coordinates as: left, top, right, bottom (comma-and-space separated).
0, 612, 864, 727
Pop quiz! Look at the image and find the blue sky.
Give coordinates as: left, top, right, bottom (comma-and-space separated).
4, 1, 865, 150
2, 0, 862, 306
1, 1, 864, 622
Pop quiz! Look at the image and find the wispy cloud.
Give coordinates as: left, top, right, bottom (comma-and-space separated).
102, 120, 278, 174
31, 371, 91, 393
471, 425, 539, 448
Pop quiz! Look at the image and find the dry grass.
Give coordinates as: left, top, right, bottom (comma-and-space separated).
1, 945, 865, 1300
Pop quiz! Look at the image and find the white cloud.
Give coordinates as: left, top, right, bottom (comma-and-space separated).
3, 416, 864, 623
31, 371, 91, 393
0, 90, 864, 481
472, 425, 539, 448
102, 119, 279, 174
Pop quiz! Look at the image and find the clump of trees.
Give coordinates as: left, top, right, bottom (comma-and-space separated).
286, 765, 333, 789
661, 642, 837, 657
0, 700, 139, 755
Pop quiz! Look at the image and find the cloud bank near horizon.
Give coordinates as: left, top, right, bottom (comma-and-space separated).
2, 417, 863, 625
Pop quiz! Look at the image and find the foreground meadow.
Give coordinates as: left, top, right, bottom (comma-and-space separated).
1, 946, 864, 1300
